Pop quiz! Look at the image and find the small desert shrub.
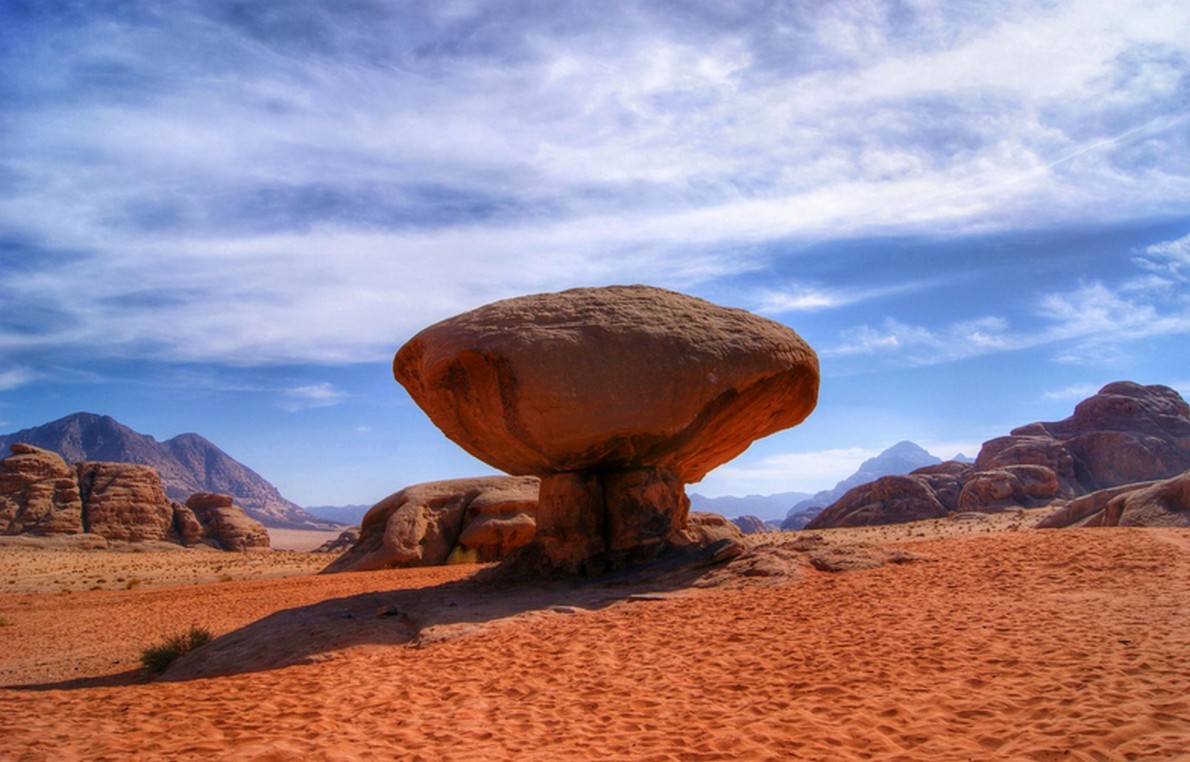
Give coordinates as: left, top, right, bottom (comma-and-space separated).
0, 615, 14, 627
140, 625, 213, 673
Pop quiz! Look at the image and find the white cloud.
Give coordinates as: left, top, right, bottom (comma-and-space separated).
827, 316, 1012, 361
0, 368, 35, 392
1134, 232, 1190, 279
280, 382, 347, 412
826, 262, 1190, 369
753, 280, 931, 314
1042, 383, 1102, 401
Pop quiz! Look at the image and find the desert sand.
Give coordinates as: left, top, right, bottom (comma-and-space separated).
1, 519, 1188, 760
269, 528, 346, 553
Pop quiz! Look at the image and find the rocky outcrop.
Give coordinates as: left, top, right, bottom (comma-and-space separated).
0, 444, 84, 535
731, 515, 774, 534
77, 461, 175, 541
686, 512, 747, 547
313, 527, 360, 554
0, 444, 268, 550
809, 382, 1190, 529
323, 476, 541, 573
0, 413, 334, 529
185, 493, 270, 551
1037, 470, 1190, 528
807, 474, 950, 528
393, 285, 819, 573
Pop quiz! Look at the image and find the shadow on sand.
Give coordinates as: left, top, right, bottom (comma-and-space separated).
152, 544, 744, 683
6, 670, 152, 691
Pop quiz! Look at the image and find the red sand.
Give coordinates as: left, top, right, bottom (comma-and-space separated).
1, 528, 1188, 760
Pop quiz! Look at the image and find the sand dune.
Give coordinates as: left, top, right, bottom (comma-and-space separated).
1, 526, 1188, 760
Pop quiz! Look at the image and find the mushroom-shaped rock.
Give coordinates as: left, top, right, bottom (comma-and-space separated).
393, 285, 819, 572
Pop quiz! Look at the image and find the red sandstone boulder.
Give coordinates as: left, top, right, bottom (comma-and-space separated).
903, 461, 974, 513
806, 475, 947, 529
323, 476, 541, 573
393, 285, 819, 572
185, 492, 270, 551
1037, 470, 1190, 528
686, 511, 747, 546
956, 465, 1060, 512
1094, 470, 1189, 527
0, 445, 84, 535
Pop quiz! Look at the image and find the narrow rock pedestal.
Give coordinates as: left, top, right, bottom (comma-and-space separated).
535, 467, 689, 575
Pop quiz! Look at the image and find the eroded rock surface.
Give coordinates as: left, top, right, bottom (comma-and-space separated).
731, 515, 773, 535
1037, 470, 1190, 528
0, 444, 268, 550
0, 445, 83, 535
77, 461, 175, 542
810, 382, 1190, 528
393, 285, 819, 572
186, 493, 270, 551
324, 476, 541, 573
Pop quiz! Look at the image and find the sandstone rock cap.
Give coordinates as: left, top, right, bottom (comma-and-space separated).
393, 285, 819, 483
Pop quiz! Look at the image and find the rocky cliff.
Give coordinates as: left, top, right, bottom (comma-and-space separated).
0, 413, 334, 529
808, 382, 1190, 529
0, 444, 269, 550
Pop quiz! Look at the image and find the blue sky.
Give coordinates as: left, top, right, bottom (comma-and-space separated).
1, 0, 1188, 506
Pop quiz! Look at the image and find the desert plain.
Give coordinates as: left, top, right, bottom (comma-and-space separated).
1, 514, 1188, 761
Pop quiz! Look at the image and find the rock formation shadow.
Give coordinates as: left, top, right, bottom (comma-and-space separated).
5, 669, 151, 691
152, 545, 749, 683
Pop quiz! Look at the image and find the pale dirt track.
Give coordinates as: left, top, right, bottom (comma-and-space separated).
1, 527, 1188, 761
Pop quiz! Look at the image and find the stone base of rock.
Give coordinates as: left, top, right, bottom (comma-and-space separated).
326, 473, 744, 578
532, 467, 690, 575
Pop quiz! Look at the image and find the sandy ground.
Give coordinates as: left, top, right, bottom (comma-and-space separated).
1, 520, 1188, 760
268, 528, 345, 552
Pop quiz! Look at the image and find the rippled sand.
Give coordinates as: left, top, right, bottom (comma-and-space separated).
1, 522, 1187, 760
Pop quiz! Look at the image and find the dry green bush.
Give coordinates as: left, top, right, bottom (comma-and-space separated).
140, 625, 213, 673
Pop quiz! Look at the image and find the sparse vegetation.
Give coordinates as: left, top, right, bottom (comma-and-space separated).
140, 625, 213, 673
0, 615, 14, 627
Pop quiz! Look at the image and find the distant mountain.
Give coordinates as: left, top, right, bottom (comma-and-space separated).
688, 491, 812, 522
781, 441, 942, 529
305, 503, 372, 526
952, 453, 975, 463
0, 412, 340, 530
